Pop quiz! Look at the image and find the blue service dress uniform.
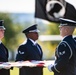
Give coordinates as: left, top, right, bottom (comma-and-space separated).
51, 35, 76, 75
0, 43, 10, 75
16, 39, 43, 75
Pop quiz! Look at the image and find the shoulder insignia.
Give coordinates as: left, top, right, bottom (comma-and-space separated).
59, 51, 65, 55
19, 51, 24, 54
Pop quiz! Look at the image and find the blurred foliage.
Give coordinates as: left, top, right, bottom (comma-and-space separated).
73, 28, 76, 34
0, 13, 24, 51
47, 22, 60, 49
47, 23, 59, 34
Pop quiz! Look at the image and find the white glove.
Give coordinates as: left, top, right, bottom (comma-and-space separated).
1, 63, 11, 69
3, 63, 11, 69
48, 64, 53, 72
0, 65, 11, 69
3, 66, 11, 69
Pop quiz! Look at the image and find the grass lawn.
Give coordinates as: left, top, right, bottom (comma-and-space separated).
10, 67, 54, 75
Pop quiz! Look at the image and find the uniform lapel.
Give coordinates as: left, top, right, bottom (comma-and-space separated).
28, 39, 42, 56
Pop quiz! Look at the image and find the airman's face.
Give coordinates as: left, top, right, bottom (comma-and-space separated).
27, 32, 39, 41
59, 25, 75, 37
0, 29, 5, 39
59, 26, 67, 37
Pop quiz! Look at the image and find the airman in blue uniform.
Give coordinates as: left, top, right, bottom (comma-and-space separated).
0, 20, 10, 75
48, 18, 76, 75
16, 24, 43, 75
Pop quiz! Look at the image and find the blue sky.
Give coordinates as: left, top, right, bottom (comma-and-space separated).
0, 0, 76, 13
